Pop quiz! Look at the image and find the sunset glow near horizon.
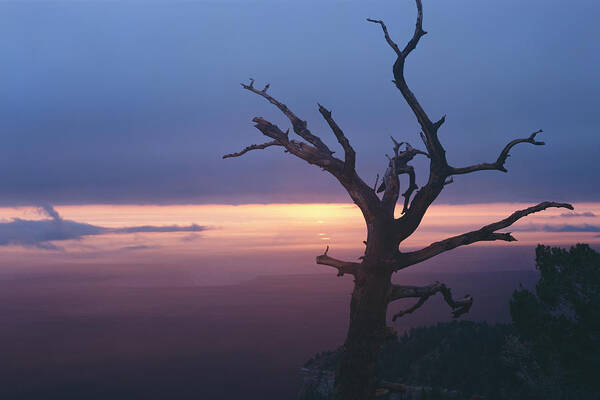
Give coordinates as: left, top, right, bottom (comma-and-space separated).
1, 202, 598, 265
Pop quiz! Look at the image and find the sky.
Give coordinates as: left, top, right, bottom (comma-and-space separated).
0, 203, 598, 286
0, 0, 598, 206
1, 4, 599, 397
0, 0, 599, 266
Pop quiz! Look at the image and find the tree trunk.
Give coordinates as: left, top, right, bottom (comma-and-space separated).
334, 266, 392, 400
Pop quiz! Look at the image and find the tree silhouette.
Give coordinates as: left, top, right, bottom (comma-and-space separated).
224, 1, 573, 399
510, 244, 600, 394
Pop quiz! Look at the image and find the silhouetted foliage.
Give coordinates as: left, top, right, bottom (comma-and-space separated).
510, 244, 600, 395
303, 321, 517, 399
378, 322, 514, 398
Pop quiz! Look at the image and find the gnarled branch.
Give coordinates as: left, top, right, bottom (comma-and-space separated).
241, 79, 332, 154
400, 169, 417, 215
380, 140, 402, 215
245, 117, 345, 175
317, 104, 356, 173
231, 82, 381, 223
369, 0, 450, 242
450, 130, 545, 175
379, 140, 428, 216
390, 282, 472, 320
366, 18, 402, 57
368, 0, 437, 157
222, 140, 282, 159
400, 0, 426, 58
398, 201, 574, 269
316, 246, 359, 276
226, 84, 342, 170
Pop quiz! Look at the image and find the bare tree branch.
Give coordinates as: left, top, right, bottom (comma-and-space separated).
380, 141, 402, 215
401, 0, 427, 58
379, 141, 428, 216
450, 130, 545, 175
400, 168, 417, 214
318, 104, 356, 173
222, 140, 282, 159
367, 0, 439, 156
394, 183, 444, 244
368, 1, 551, 247
230, 83, 382, 223
241, 80, 332, 154
372, 173, 380, 192
398, 201, 574, 269
395, 129, 547, 244
248, 117, 341, 170
390, 282, 472, 320
316, 246, 359, 276
365, 19, 402, 56
229, 83, 344, 170
369, 0, 450, 242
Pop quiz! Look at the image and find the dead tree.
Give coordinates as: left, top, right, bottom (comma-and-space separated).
223, 2, 572, 399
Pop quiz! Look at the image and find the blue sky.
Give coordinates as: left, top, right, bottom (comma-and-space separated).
1, 0, 598, 205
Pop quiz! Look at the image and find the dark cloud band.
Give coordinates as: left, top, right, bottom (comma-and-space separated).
559, 212, 597, 218
0, 205, 206, 250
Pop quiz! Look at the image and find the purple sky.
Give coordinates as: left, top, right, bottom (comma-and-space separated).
0, 0, 598, 206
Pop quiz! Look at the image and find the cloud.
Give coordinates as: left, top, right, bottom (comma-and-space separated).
119, 245, 158, 251
114, 225, 204, 234
0, 217, 104, 250
180, 234, 202, 242
512, 223, 600, 233
38, 204, 63, 221
0, 205, 206, 250
541, 224, 600, 233
34, 241, 64, 251
559, 211, 597, 218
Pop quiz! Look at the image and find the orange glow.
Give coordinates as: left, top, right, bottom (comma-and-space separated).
0, 203, 598, 263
